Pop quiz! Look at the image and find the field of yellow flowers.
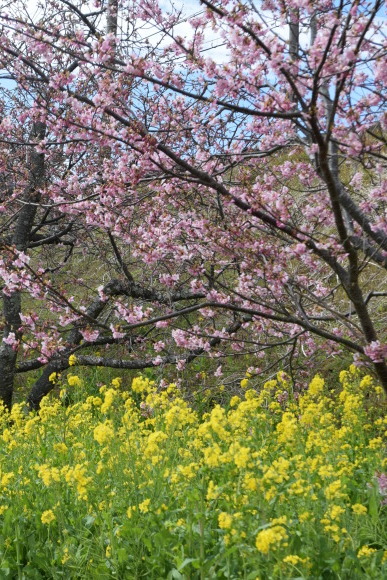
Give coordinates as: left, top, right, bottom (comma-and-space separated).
1, 366, 387, 578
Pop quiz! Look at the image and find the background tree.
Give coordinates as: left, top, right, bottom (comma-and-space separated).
0, 0, 386, 408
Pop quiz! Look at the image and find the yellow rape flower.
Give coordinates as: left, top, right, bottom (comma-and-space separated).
203, 443, 225, 467
352, 504, 367, 515
230, 396, 240, 407
64, 464, 92, 500
330, 505, 345, 519
67, 375, 82, 387
308, 375, 325, 396
1, 472, 14, 488
359, 375, 373, 389
243, 473, 259, 491
276, 412, 298, 443
41, 510, 56, 525
127, 506, 136, 518
218, 512, 233, 529
325, 479, 346, 501
357, 546, 377, 558
206, 480, 220, 501
101, 388, 116, 413
177, 463, 198, 479
94, 421, 115, 445
37, 464, 60, 486
255, 525, 288, 555
283, 555, 306, 565
229, 442, 250, 468
138, 499, 151, 513
368, 437, 383, 449
131, 376, 154, 394
54, 442, 68, 453
68, 354, 77, 366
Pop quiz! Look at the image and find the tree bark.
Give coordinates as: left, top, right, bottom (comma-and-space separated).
0, 122, 45, 409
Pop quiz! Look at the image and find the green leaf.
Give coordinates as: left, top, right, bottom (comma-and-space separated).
369, 492, 379, 522
246, 571, 261, 580
117, 548, 128, 564
178, 558, 199, 571
83, 515, 96, 528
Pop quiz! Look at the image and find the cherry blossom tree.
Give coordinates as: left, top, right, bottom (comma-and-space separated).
0, 0, 386, 409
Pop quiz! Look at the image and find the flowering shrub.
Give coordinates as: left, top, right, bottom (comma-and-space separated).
0, 367, 387, 577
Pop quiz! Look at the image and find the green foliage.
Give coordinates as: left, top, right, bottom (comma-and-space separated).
1, 367, 387, 578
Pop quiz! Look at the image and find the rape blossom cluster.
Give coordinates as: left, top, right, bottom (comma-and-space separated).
0, 366, 386, 576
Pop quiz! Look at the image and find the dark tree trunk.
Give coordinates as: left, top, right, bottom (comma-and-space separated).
0, 122, 45, 409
